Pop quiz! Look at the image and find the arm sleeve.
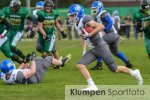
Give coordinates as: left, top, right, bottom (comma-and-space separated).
1, 18, 10, 30
82, 15, 93, 26
0, 72, 2, 78
101, 12, 113, 31
37, 12, 44, 22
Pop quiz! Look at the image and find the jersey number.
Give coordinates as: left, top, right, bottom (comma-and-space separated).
43, 20, 54, 28
10, 18, 21, 26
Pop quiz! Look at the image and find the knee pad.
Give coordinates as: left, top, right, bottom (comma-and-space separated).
107, 63, 117, 72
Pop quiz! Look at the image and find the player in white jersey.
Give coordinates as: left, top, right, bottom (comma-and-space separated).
68, 4, 143, 91
0, 52, 71, 84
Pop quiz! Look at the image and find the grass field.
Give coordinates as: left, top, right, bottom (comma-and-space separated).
0, 37, 150, 100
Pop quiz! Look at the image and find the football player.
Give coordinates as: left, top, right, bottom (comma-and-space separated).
0, 52, 71, 84
36, 0, 67, 65
0, 9, 23, 64
89, 1, 132, 70
133, 0, 150, 59
68, 4, 143, 91
3, 0, 37, 61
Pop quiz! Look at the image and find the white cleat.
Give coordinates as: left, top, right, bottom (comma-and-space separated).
134, 69, 143, 85
82, 85, 98, 91
64, 54, 72, 65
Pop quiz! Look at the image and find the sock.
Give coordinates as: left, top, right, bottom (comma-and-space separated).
11, 54, 22, 64
61, 57, 68, 66
97, 58, 102, 63
87, 78, 95, 86
129, 69, 136, 77
117, 52, 128, 63
11, 46, 25, 59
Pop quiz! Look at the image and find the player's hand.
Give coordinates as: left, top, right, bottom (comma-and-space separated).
45, 35, 51, 41
80, 33, 90, 40
82, 50, 86, 55
0, 34, 4, 38
30, 52, 36, 61
61, 31, 67, 39
27, 30, 35, 38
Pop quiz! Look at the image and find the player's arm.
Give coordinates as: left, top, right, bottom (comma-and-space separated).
23, 60, 36, 79
0, 18, 10, 38
82, 38, 86, 55
0, 72, 2, 79
87, 20, 104, 37
55, 18, 67, 38
37, 18, 47, 38
102, 14, 113, 32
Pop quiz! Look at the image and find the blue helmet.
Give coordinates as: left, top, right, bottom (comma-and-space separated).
68, 4, 84, 24
36, 1, 44, 8
113, 10, 119, 16
0, 60, 16, 74
91, 1, 103, 15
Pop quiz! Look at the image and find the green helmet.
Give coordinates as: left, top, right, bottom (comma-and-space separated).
140, 0, 150, 9
44, 0, 54, 8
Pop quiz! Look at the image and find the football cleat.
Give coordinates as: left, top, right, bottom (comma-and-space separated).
134, 69, 143, 85
82, 85, 98, 91
90, 62, 103, 70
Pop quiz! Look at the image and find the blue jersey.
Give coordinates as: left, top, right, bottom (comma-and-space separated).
96, 10, 117, 33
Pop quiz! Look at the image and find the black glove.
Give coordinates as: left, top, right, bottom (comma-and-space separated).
45, 35, 51, 41
22, 54, 31, 63
27, 30, 35, 38
61, 31, 67, 39
30, 52, 36, 61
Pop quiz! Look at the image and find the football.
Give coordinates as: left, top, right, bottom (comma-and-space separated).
84, 26, 94, 33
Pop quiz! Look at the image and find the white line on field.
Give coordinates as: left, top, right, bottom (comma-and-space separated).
58, 44, 81, 51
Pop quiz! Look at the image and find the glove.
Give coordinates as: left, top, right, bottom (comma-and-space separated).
22, 54, 31, 63
27, 30, 35, 38
81, 29, 90, 40
82, 50, 86, 56
61, 31, 67, 39
30, 52, 36, 61
45, 35, 51, 41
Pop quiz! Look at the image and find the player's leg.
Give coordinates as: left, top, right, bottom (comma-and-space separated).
10, 31, 25, 59
77, 50, 98, 90
43, 35, 55, 58
100, 44, 143, 85
90, 57, 103, 70
144, 38, 150, 59
109, 40, 132, 68
36, 36, 44, 54
1, 40, 22, 64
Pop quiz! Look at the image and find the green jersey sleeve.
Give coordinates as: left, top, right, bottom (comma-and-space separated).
0, 10, 5, 22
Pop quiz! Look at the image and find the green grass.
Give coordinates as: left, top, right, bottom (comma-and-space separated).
0, 38, 150, 100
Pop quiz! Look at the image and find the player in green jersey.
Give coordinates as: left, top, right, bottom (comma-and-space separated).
0, 9, 25, 64
36, 0, 67, 62
3, 0, 36, 61
133, 0, 150, 59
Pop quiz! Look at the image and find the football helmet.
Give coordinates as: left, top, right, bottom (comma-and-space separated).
10, 0, 21, 12
91, 1, 103, 15
44, 0, 54, 12
36, 1, 44, 9
67, 4, 84, 24
0, 60, 16, 74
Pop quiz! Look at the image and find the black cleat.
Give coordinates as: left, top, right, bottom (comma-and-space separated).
90, 62, 103, 70
54, 54, 71, 70
126, 61, 132, 68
